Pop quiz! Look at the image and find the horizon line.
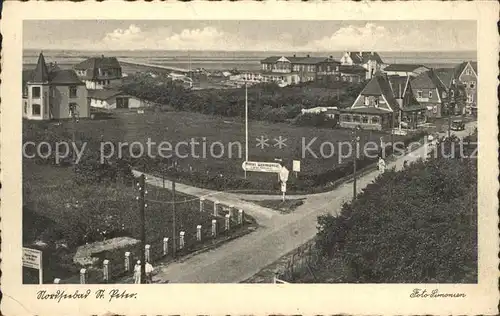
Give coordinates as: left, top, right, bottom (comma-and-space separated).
23, 48, 478, 53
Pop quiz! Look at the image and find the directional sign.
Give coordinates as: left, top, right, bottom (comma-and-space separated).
23, 247, 43, 284
279, 166, 289, 183
292, 160, 301, 172
242, 161, 282, 173
281, 182, 287, 193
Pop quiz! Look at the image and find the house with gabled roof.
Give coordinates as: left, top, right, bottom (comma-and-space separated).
435, 60, 478, 116
383, 64, 430, 77
339, 51, 384, 80
74, 55, 123, 90
22, 52, 89, 120
411, 69, 449, 118
339, 74, 427, 131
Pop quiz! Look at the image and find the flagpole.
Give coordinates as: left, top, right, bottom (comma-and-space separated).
245, 81, 248, 179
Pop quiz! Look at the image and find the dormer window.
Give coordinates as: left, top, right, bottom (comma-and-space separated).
364, 97, 369, 106
417, 90, 423, 98
374, 98, 379, 107
428, 91, 433, 98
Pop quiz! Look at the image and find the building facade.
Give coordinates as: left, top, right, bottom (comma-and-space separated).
23, 53, 89, 120
410, 70, 448, 118
382, 64, 430, 77
340, 51, 384, 80
339, 74, 426, 131
74, 55, 123, 90
88, 89, 153, 110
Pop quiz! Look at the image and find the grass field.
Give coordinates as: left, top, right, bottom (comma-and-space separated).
24, 110, 402, 181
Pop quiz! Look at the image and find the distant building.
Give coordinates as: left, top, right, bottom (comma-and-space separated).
74, 55, 122, 90
339, 51, 384, 80
339, 74, 426, 131
23, 52, 89, 120
258, 55, 341, 85
435, 61, 477, 115
88, 89, 154, 110
301, 106, 338, 118
410, 69, 448, 118
339, 65, 367, 83
382, 64, 430, 77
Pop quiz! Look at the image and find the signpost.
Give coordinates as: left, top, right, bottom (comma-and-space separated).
23, 247, 43, 284
292, 160, 300, 177
279, 166, 289, 202
242, 161, 282, 173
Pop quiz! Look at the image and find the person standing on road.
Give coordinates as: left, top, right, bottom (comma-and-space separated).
378, 157, 386, 173
145, 261, 154, 283
133, 260, 141, 284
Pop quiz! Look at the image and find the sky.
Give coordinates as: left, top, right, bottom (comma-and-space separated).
23, 20, 477, 52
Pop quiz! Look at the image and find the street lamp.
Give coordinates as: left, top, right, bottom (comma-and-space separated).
352, 125, 361, 202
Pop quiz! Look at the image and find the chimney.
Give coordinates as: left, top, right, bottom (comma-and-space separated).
329, 55, 333, 59
293, 54, 296, 57
101, 54, 105, 58
307, 54, 310, 58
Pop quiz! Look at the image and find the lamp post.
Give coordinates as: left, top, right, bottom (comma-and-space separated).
166, 160, 178, 258
352, 125, 361, 202
244, 81, 248, 179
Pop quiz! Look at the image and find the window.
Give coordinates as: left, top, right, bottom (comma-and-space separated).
69, 103, 78, 117
364, 97, 369, 106
116, 97, 130, 109
362, 116, 369, 123
371, 116, 380, 124
69, 86, 78, 98
32, 104, 41, 116
467, 94, 474, 103
23, 102, 27, 114
353, 115, 361, 123
32, 87, 41, 98
336, 66, 339, 71
374, 98, 379, 107
342, 115, 352, 122
428, 90, 433, 98
470, 81, 476, 89
417, 90, 423, 98
442, 91, 447, 98
450, 90, 455, 98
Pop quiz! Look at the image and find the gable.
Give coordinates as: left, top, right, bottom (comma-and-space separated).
277, 56, 291, 63
458, 62, 477, 80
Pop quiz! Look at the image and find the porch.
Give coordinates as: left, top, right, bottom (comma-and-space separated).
339, 108, 394, 131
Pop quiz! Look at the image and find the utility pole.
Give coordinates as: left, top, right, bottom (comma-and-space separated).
244, 81, 248, 179
137, 174, 146, 283
70, 104, 77, 173
172, 179, 177, 258
352, 126, 360, 202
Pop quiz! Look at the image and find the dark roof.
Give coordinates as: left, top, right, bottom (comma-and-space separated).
435, 68, 455, 87
293, 57, 328, 65
402, 104, 427, 112
387, 76, 408, 98
49, 70, 85, 85
87, 89, 122, 100
411, 69, 447, 93
260, 56, 282, 63
24, 53, 84, 86
31, 53, 50, 82
384, 64, 428, 72
339, 65, 367, 74
347, 52, 383, 64
339, 107, 390, 115
74, 56, 121, 70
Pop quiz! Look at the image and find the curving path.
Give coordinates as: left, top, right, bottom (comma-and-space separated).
130, 122, 476, 283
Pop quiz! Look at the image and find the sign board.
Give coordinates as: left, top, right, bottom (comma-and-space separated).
281, 182, 287, 193
279, 166, 289, 183
23, 247, 43, 284
292, 160, 301, 172
23, 247, 42, 269
242, 161, 282, 173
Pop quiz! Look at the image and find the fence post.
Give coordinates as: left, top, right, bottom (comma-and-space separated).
225, 214, 230, 231
196, 225, 202, 241
238, 209, 244, 225
179, 231, 185, 249
79, 268, 87, 284
53, 278, 61, 284
211, 219, 217, 238
163, 237, 169, 256
124, 252, 131, 272
103, 259, 110, 282
213, 201, 219, 217
199, 198, 205, 212
145, 244, 151, 262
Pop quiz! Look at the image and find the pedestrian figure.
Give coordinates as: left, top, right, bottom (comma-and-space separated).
378, 157, 386, 173
133, 260, 141, 284
145, 261, 154, 283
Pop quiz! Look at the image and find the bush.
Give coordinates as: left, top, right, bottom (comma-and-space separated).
315, 137, 477, 283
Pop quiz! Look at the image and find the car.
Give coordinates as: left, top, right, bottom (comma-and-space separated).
450, 119, 465, 131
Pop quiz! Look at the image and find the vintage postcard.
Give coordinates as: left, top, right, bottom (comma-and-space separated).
1, 1, 499, 315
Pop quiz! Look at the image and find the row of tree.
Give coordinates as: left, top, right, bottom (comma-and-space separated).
314, 134, 478, 283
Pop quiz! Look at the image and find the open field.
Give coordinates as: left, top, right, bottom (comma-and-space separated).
24, 111, 413, 193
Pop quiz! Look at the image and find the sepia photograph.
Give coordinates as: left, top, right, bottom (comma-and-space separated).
1, 1, 498, 315
22, 19, 479, 285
